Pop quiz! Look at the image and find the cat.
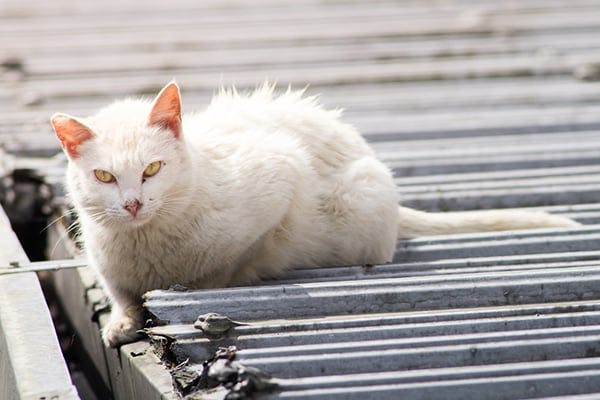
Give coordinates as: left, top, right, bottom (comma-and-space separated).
50, 82, 579, 347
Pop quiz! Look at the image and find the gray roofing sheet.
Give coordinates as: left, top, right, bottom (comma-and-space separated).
144, 222, 600, 399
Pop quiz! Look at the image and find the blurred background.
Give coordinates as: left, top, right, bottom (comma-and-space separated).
3, 0, 600, 216
2, 0, 600, 159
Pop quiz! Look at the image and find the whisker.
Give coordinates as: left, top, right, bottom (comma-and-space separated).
41, 207, 78, 233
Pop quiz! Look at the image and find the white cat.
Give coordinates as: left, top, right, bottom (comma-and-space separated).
50, 82, 578, 347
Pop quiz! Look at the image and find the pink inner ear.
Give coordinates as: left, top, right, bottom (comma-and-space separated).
50, 114, 94, 158
148, 82, 181, 138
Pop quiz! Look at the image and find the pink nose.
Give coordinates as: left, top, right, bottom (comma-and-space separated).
124, 199, 142, 217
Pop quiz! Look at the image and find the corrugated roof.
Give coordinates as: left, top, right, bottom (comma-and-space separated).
144, 223, 600, 399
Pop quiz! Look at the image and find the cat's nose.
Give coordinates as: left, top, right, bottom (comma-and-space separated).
124, 199, 142, 217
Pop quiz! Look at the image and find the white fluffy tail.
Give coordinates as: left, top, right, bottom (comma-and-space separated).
397, 206, 580, 239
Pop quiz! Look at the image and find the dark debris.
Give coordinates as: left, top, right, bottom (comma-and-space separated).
164, 345, 276, 400
90, 297, 111, 323
1, 168, 55, 261
171, 360, 204, 395
0, 56, 25, 72
169, 283, 189, 292
149, 332, 177, 366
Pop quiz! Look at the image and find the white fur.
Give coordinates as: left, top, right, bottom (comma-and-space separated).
59, 84, 578, 347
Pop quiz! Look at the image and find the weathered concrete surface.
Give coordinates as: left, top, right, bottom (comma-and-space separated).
0, 206, 78, 400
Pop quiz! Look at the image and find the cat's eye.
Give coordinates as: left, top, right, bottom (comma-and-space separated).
143, 161, 162, 178
94, 169, 115, 183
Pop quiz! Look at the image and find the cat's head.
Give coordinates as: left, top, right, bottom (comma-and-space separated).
51, 82, 191, 228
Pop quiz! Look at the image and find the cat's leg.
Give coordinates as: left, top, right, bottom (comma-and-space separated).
101, 285, 144, 347
325, 157, 399, 265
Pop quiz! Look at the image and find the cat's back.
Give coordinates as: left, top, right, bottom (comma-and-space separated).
184, 86, 375, 174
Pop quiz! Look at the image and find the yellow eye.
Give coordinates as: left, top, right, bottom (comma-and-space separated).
143, 161, 162, 178
94, 169, 115, 183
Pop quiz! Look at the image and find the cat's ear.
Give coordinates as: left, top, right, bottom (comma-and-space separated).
148, 81, 181, 138
50, 113, 94, 159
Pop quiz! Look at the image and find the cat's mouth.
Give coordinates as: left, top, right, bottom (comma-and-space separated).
127, 213, 152, 228
121, 211, 154, 228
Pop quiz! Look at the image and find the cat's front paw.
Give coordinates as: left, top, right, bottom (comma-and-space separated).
102, 314, 143, 348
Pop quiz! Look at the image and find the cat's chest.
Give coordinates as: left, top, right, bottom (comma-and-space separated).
87, 218, 233, 284
114, 225, 207, 268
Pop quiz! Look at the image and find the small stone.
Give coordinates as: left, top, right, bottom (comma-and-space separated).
194, 313, 246, 337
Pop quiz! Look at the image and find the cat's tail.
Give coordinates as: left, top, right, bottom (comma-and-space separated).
397, 205, 580, 239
